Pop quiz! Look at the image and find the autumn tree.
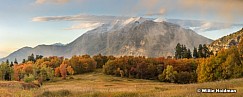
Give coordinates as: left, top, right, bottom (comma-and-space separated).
22, 61, 34, 75
54, 67, 61, 77
13, 64, 24, 81
238, 38, 243, 56
59, 61, 68, 79
158, 65, 177, 83
221, 46, 242, 79
69, 55, 96, 74
93, 54, 108, 68
0, 62, 13, 80
67, 66, 74, 75
197, 45, 243, 82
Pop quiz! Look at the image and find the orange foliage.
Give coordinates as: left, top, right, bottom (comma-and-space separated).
13, 65, 22, 81
13, 61, 35, 81
59, 62, 68, 79
22, 62, 33, 74
67, 66, 74, 75
54, 67, 61, 77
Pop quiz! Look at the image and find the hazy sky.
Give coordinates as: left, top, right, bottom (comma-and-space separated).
0, 0, 243, 58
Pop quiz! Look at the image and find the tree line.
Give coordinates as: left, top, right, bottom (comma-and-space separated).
1, 41, 243, 84
175, 43, 212, 59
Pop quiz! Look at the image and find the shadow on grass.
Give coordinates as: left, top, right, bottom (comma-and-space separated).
38, 89, 71, 97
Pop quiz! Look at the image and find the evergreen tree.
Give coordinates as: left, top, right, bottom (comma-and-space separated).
203, 44, 210, 57
175, 43, 182, 59
198, 44, 203, 58
36, 55, 43, 60
193, 47, 198, 58
22, 59, 26, 63
10, 62, 13, 67
187, 49, 192, 58
6, 59, 9, 65
14, 58, 18, 64
28, 53, 35, 62
175, 43, 192, 59
182, 45, 187, 58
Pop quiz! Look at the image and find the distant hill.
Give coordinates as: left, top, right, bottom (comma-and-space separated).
0, 17, 213, 62
208, 28, 243, 53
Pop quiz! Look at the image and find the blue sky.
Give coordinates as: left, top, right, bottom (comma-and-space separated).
0, 0, 243, 58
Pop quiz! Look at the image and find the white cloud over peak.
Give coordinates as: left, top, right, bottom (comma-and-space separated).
65, 22, 103, 30
32, 14, 129, 30
35, 0, 70, 4
32, 14, 128, 22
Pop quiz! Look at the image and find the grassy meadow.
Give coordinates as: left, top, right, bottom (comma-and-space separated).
0, 69, 242, 97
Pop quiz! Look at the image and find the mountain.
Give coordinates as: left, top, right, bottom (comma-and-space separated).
0, 17, 213, 62
51, 43, 65, 46
208, 28, 243, 54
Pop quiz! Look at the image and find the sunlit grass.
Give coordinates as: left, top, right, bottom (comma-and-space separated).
0, 69, 243, 97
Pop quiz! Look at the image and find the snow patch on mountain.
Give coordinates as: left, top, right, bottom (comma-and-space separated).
154, 17, 167, 22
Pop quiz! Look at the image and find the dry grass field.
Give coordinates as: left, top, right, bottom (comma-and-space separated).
0, 69, 243, 97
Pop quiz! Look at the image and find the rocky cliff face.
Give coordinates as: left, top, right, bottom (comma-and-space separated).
208, 28, 243, 53
0, 17, 213, 62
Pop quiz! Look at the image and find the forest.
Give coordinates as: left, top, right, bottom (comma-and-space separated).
1, 41, 243, 85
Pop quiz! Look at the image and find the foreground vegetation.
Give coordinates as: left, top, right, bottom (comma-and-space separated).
1, 41, 243, 85
0, 38, 243, 96
0, 69, 242, 97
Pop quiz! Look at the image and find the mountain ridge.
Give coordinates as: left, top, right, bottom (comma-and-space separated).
0, 17, 213, 62
208, 28, 243, 53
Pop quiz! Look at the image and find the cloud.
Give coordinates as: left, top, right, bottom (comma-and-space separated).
32, 14, 128, 22
145, 8, 166, 16
65, 22, 103, 30
32, 14, 129, 30
131, 0, 243, 23
35, 0, 70, 4
178, 0, 243, 22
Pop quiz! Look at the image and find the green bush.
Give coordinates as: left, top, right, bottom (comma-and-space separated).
23, 74, 35, 83
158, 65, 177, 83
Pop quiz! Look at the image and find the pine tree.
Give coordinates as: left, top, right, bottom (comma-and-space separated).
28, 53, 35, 62
6, 59, 9, 65
203, 44, 210, 57
10, 62, 13, 67
187, 49, 192, 58
182, 45, 187, 58
36, 55, 43, 60
198, 44, 203, 58
193, 47, 198, 58
22, 59, 26, 63
14, 58, 18, 64
175, 43, 182, 59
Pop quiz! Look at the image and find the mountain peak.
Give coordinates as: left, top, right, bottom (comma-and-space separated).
52, 43, 65, 46
123, 17, 146, 25
154, 17, 167, 22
